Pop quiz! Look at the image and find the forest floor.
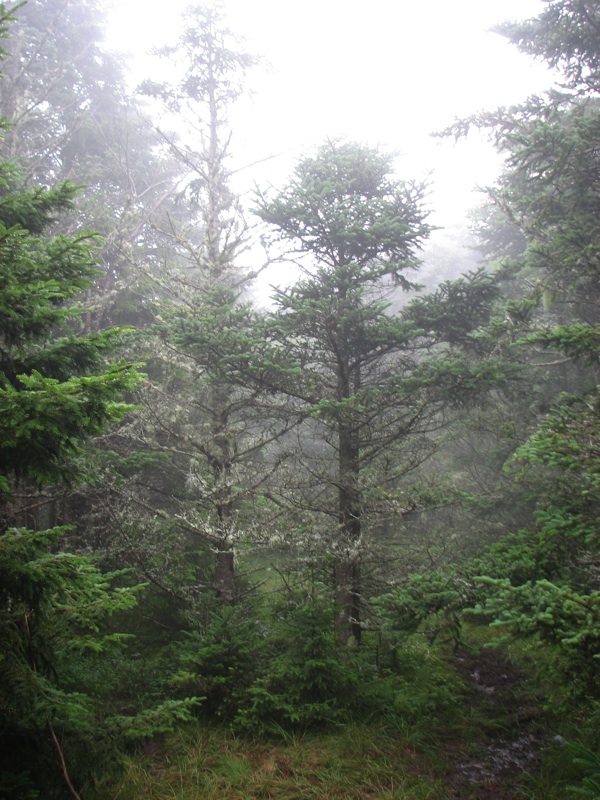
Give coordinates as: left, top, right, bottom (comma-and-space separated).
96, 645, 573, 800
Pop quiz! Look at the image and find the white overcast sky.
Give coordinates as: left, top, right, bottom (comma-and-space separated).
107, 0, 553, 230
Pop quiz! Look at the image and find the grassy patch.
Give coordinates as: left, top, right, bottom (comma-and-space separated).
93, 723, 444, 800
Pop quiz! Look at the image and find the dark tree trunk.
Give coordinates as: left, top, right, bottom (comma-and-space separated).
210, 378, 236, 603
334, 558, 362, 648
214, 547, 235, 604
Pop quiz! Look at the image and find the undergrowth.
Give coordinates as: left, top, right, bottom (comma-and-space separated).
91, 722, 444, 800
88, 626, 600, 800
84, 586, 600, 800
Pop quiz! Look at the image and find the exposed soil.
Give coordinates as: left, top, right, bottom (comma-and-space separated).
443, 647, 551, 799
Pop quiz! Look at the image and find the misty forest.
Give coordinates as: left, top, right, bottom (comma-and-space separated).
1, 0, 600, 798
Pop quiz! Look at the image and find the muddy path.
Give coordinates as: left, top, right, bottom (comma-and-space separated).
442, 646, 552, 799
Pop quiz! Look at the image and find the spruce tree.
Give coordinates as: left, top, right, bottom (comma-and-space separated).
423, 0, 600, 708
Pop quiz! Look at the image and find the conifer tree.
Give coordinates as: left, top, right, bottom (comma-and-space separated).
255, 140, 505, 645
127, 3, 284, 605
420, 0, 600, 703
0, 170, 143, 795
0, 7, 155, 787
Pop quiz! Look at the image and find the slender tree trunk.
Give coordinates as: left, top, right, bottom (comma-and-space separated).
335, 341, 362, 646
214, 547, 235, 603
202, 51, 240, 605
210, 381, 236, 603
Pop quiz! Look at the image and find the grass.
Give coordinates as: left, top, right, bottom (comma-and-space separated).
92, 722, 444, 800
94, 715, 591, 800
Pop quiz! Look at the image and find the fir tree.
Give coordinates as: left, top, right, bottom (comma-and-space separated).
255, 140, 506, 645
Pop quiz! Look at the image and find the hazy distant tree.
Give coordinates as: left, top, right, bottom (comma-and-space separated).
468, 199, 527, 264
127, 3, 285, 604
0, 0, 116, 175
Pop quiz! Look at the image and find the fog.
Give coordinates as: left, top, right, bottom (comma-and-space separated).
107, 0, 555, 293
110, 2, 551, 198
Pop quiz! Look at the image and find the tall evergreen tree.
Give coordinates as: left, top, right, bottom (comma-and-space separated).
124, 3, 284, 605
255, 140, 504, 645
421, 0, 600, 706
0, 9, 186, 791
0, 93, 196, 800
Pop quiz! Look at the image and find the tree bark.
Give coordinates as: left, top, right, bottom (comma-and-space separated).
333, 559, 361, 648
336, 342, 362, 646
214, 547, 235, 604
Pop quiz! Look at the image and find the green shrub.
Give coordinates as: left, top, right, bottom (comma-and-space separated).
172, 604, 266, 721
357, 637, 463, 732
235, 595, 359, 734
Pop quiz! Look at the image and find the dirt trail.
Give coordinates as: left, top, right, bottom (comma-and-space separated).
443, 647, 549, 799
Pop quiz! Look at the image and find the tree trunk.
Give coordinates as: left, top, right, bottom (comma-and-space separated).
335, 326, 362, 646
210, 378, 236, 602
334, 558, 362, 648
337, 416, 362, 646
214, 547, 235, 604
